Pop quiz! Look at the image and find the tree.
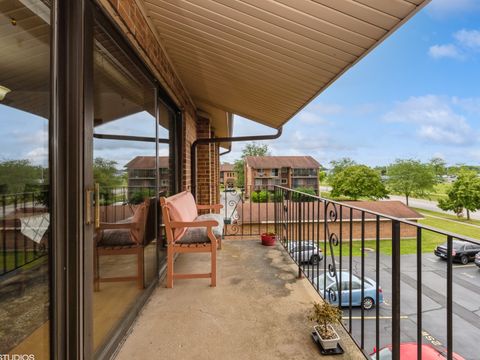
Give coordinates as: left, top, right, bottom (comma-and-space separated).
429, 157, 447, 182
318, 170, 327, 184
234, 143, 269, 188
330, 165, 387, 200
93, 158, 123, 188
438, 170, 480, 220
0, 159, 45, 194
374, 165, 387, 177
329, 158, 356, 177
94, 158, 123, 203
387, 159, 435, 206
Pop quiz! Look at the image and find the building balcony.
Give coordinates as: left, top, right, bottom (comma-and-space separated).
115, 239, 364, 360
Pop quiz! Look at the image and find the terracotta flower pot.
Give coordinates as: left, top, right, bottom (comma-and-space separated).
261, 233, 276, 246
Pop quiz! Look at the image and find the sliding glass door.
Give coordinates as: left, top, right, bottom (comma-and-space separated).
0, 1, 180, 358
0, 0, 52, 358
88, 9, 176, 357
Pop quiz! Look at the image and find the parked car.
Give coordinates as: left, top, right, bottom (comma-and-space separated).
288, 241, 323, 265
474, 252, 480, 268
434, 240, 480, 265
370, 343, 465, 359
315, 272, 383, 310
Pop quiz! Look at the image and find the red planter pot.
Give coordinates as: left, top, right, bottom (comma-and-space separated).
261, 233, 276, 246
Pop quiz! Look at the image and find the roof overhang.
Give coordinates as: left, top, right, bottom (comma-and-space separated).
142, 0, 430, 136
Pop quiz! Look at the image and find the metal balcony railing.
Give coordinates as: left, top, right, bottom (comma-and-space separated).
1, 191, 49, 276
273, 185, 478, 360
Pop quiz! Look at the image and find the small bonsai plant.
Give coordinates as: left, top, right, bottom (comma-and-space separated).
308, 301, 343, 350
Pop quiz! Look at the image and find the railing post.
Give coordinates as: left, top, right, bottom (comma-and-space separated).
392, 220, 401, 360
447, 235, 453, 360
297, 199, 302, 279
274, 187, 277, 241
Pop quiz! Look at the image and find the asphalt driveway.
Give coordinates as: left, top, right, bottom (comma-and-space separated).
300, 252, 480, 360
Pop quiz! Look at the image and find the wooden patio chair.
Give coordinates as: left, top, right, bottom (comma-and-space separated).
94, 199, 150, 291
160, 191, 223, 288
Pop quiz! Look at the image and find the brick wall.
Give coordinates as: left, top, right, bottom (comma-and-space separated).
99, 0, 222, 199
244, 163, 254, 197
215, 144, 220, 204
225, 220, 418, 241
183, 112, 197, 191
196, 116, 212, 205
101, 0, 195, 116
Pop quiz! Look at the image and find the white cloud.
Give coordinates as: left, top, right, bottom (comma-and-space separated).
454, 29, 480, 50
429, 29, 480, 60
295, 111, 329, 125
222, 114, 355, 165
26, 147, 48, 166
383, 95, 475, 145
428, 44, 463, 59
427, 0, 479, 17
310, 103, 343, 115
452, 96, 480, 113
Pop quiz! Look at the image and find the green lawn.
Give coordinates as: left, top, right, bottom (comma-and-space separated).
414, 207, 480, 226
0, 251, 43, 274
418, 216, 480, 240
319, 233, 444, 257
309, 208, 480, 257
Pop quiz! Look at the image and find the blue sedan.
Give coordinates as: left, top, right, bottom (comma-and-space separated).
315, 272, 383, 310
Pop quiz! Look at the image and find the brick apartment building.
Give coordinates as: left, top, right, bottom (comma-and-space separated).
125, 156, 170, 194
244, 156, 320, 196
220, 163, 237, 188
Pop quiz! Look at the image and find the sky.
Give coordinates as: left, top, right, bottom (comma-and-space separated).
1, 0, 480, 169
222, 0, 480, 168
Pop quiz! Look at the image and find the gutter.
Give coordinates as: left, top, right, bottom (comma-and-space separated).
191, 127, 283, 197
219, 148, 231, 156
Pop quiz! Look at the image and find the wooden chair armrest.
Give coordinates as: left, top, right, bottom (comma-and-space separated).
169, 220, 218, 229
196, 204, 223, 211
98, 222, 133, 230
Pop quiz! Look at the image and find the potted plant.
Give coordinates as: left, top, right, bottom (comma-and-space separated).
308, 301, 342, 350
261, 232, 276, 246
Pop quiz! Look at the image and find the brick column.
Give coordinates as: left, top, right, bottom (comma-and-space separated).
215, 144, 220, 204
196, 116, 212, 205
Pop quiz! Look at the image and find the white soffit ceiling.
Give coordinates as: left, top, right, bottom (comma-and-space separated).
143, 0, 430, 129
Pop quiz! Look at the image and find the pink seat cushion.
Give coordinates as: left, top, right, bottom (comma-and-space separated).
130, 202, 147, 244
166, 191, 198, 240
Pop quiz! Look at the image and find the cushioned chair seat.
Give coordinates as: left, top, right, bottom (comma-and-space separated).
177, 214, 224, 244
97, 229, 136, 247
196, 213, 224, 237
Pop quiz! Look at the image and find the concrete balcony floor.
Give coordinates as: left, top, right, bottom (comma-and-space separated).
115, 240, 365, 360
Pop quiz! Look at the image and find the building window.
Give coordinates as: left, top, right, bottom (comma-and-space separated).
271, 168, 279, 176
281, 179, 287, 184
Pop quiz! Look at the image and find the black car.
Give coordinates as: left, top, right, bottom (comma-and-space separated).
434, 240, 480, 265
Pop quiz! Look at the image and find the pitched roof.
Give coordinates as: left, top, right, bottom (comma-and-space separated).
244, 156, 320, 169
124, 156, 169, 169
220, 163, 235, 172
237, 201, 423, 224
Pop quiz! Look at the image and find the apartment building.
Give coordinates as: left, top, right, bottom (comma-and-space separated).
125, 156, 170, 194
220, 163, 237, 188
244, 156, 320, 196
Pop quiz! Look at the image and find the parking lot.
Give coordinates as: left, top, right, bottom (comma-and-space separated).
301, 252, 480, 360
